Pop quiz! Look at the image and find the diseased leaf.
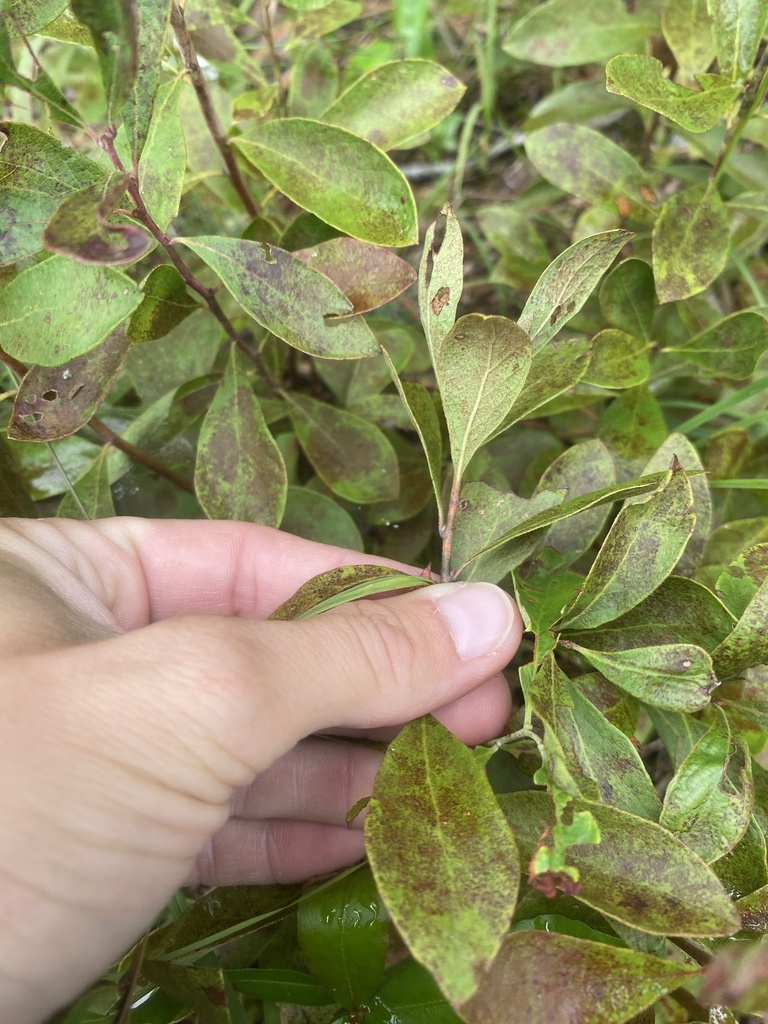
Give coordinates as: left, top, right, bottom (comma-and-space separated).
502, 0, 656, 67
582, 329, 650, 389
716, 544, 768, 618
234, 120, 417, 246
128, 266, 199, 344
121, 0, 172, 164
366, 715, 519, 1006
43, 173, 151, 265
598, 386, 668, 481
288, 40, 338, 118
8, 328, 131, 441
176, 236, 379, 358
269, 564, 429, 621
298, 866, 388, 1010
70, 0, 138, 123
708, 0, 768, 82
0, 433, 36, 516
281, 486, 363, 551
134, 77, 186, 232
599, 258, 656, 341
606, 56, 741, 131
4, 0, 68, 35
0, 122, 105, 266
322, 59, 465, 149
500, 791, 740, 936
281, 391, 399, 503
652, 182, 730, 303
439, 314, 532, 477
673, 310, 768, 379
0, 19, 82, 126
526, 126, 651, 222
662, 0, 717, 74
558, 459, 695, 629
660, 705, 753, 862
57, 445, 115, 519
518, 228, 633, 352
712, 574, 768, 679
0, 257, 142, 366
195, 347, 287, 526
293, 237, 417, 315
461, 931, 700, 1024
564, 641, 718, 711
419, 203, 463, 368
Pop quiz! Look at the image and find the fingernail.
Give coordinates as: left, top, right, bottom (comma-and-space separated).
424, 582, 516, 660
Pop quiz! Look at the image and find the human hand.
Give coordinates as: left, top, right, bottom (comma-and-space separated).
0, 517, 521, 1022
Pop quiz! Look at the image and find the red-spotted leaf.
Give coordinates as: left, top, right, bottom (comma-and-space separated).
366, 715, 520, 1006
175, 236, 378, 358
195, 347, 287, 526
234, 119, 417, 246
294, 237, 416, 315
652, 182, 730, 303
460, 931, 700, 1024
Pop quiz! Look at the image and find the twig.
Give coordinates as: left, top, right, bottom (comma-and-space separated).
260, 0, 285, 114
711, 47, 768, 184
169, 2, 259, 218
439, 471, 463, 582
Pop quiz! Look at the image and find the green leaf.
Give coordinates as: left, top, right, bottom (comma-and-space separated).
366, 715, 519, 1006
121, 0, 172, 164
234, 120, 417, 246
128, 266, 199, 344
598, 386, 668, 481
599, 258, 656, 340
564, 641, 717, 711
227, 968, 334, 1006
139, 961, 230, 1024
0, 19, 82, 126
0, 122, 105, 265
56, 445, 115, 520
381, 348, 443, 524
315, 321, 414, 404
715, 544, 768, 618
672, 310, 768, 378
652, 181, 730, 303
280, 486, 363, 551
526, 125, 651, 221
661, 0, 717, 74
715, 815, 768, 902
558, 459, 695, 629
8, 327, 131, 441
712, 573, 768, 679
518, 228, 633, 353
460, 931, 700, 1024
176, 236, 378, 358
42, 173, 151, 265
606, 56, 741, 132
293, 237, 417, 315
70, 0, 138, 123
660, 705, 753, 862
298, 866, 388, 1010
195, 348, 287, 526
269, 564, 429, 621
282, 391, 399, 503
367, 960, 463, 1024
419, 203, 463, 368
500, 790, 740, 936
134, 77, 186, 232
288, 40, 338, 118
438, 314, 532, 478
582, 329, 650, 389
0, 257, 142, 366
4, 0, 68, 35
322, 59, 466, 149
0, 433, 36, 516
502, 0, 656, 67
126, 311, 220, 403
708, 0, 768, 82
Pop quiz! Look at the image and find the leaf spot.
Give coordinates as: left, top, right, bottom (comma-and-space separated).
431, 286, 450, 316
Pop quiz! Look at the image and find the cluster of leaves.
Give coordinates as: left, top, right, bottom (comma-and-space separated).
3, 0, 768, 1021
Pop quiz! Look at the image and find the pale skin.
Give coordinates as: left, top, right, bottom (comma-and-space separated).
0, 517, 522, 1022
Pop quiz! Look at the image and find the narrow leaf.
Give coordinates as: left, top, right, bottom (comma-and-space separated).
134, 77, 186, 232
70, 0, 138, 123
228, 968, 333, 1006
195, 348, 287, 526
0, 257, 141, 366
661, 705, 753, 862
366, 715, 520, 1006
652, 181, 730, 303
558, 459, 695, 629
438, 314, 532, 477
9, 328, 131, 441
176, 236, 379, 358
43, 173, 151, 265
712, 574, 768, 679
461, 931, 700, 1024
708, 0, 768, 81
322, 59, 466, 149
606, 56, 741, 132
121, 0, 172, 164
518, 228, 633, 352
565, 641, 718, 712
234, 119, 417, 246
282, 391, 399, 503
268, 564, 429, 621
419, 203, 463, 368
500, 791, 740, 936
